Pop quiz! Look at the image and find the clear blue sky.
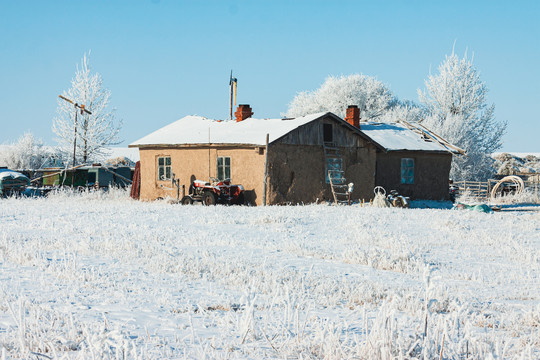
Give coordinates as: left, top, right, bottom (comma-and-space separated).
1, 0, 538, 152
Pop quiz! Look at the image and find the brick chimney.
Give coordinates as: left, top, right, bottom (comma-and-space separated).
345, 105, 360, 128
235, 104, 254, 122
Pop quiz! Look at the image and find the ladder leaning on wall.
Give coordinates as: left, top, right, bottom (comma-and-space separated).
323, 143, 349, 204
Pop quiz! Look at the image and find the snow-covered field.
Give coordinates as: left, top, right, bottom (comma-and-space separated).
1, 190, 539, 359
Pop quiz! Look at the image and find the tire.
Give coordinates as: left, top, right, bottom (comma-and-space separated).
233, 192, 245, 205
202, 191, 216, 206
181, 196, 194, 205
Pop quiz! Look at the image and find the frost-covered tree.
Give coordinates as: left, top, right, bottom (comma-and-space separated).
286, 74, 397, 120
0, 132, 53, 169
418, 52, 506, 181
378, 100, 425, 123
53, 53, 121, 164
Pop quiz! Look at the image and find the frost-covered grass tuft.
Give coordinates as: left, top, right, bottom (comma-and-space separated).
0, 199, 538, 359
489, 189, 540, 205
44, 185, 132, 202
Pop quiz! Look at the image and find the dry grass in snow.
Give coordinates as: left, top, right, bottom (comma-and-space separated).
0, 188, 539, 359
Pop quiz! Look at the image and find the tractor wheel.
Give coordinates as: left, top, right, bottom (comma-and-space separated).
233, 192, 245, 205
180, 196, 194, 205
202, 191, 216, 206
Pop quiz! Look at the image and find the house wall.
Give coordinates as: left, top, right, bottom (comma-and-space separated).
138, 146, 266, 204
278, 114, 368, 148
266, 115, 377, 204
267, 143, 376, 204
136, 114, 379, 205
375, 151, 452, 200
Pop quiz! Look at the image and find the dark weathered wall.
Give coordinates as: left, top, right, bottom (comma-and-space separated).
278, 114, 367, 148
266, 115, 378, 204
375, 151, 452, 200
267, 143, 376, 205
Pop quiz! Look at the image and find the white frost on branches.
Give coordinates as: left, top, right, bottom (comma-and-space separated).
418, 52, 506, 181
378, 101, 425, 124
286, 74, 396, 120
53, 53, 122, 164
0, 133, 56, 170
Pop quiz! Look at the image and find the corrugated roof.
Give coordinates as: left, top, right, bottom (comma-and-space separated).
129, 113, 329, 147
359, 122, 460, 153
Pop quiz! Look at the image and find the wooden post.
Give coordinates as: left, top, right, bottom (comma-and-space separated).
262, 133, 269, 206
208, 128, 211, 180
230, 76, 234, 120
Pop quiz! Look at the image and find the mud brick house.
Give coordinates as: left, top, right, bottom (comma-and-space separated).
129, 104, 460, 205
359, 121, 462, 200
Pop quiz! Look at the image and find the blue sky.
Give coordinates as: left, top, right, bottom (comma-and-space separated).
0, 0, 538, 152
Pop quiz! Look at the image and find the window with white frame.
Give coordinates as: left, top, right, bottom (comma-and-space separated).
401, 158, 414, 184
217, 156, 231, 181
158, 156, 171, 180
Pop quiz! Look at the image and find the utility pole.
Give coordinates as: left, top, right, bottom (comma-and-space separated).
229, 71, 237, 120
58, 95, 92, 167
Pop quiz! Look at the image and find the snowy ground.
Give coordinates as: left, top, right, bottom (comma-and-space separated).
0, 190, 539, 359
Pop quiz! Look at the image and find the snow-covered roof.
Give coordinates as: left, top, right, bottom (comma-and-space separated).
129, 113, 329, 147
129, 112, 461, 155
359, 122, 460, 153
0, 168, 29, 181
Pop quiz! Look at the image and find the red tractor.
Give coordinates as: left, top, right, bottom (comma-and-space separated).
181, 178, 245, 205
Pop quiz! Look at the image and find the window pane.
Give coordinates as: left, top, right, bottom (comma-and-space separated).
217, 166, 223, 180
165, 157, 171, 165
225, 165, 230, 179
326, 158, 343, 183
225, 157, 230, 166
159, 167, 164, 179
159, 157, 164, 166
217, 157, 223, 167
166, 167, 171, 179
401, 158, 414, 184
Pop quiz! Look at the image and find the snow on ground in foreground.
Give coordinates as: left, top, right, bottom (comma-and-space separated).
0, 190, 539, 359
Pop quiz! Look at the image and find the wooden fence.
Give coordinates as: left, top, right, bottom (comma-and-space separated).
454, 180, 490, 200
454, 177, 540, 203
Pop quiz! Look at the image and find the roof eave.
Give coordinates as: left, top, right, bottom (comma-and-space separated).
383, 148, 457, 155
130, 143, 263, 149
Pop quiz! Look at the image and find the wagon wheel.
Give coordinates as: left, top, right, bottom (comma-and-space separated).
202, 191, 216, 206
373, 186, 386, 196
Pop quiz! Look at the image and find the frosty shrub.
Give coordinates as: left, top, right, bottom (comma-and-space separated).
0, 132, 56, 170
53, 52, 122, 165
46, 185, 132, 202
286, 74, 397, 120
419, 51, 506, 181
